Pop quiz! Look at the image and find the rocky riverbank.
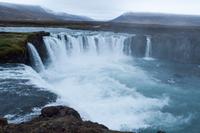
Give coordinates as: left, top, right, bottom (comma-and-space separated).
0, 106, 133, 133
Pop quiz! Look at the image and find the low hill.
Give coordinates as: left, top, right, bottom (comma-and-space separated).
0, 2, 92, 22
112, 12, 200, 26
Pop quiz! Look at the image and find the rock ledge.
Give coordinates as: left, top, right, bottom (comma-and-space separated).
0, 106, 132, 133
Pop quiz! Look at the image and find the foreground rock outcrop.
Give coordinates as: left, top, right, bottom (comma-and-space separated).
0, 106, 132, 133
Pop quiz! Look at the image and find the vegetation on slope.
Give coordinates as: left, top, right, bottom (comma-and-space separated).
0, 32, 48, 64
0, 33, 30, 55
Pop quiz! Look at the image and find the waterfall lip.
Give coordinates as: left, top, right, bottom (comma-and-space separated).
0, 26, 137, 39
50, 29, 135, 37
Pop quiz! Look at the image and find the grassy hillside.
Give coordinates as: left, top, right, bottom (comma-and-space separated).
0, 32, 48, 64
0, 2, 92, 22
0, 33, 31, 57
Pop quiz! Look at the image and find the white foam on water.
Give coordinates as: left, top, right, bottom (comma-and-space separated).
143, 57, 155, 61
4, 107, 41, 124
0, 64, 50, 90
42, 54, 172, 130
43, 54, 174, 130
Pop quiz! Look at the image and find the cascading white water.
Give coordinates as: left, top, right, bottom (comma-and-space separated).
27, 43, 45, 72
42, 32, 132, 68
27, 31, 183, 131
144, 36, 153, 60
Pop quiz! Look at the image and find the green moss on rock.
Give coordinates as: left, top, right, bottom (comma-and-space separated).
0, 32, 49, 64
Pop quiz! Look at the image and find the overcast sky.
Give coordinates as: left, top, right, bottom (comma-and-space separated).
0, 0, 200, 20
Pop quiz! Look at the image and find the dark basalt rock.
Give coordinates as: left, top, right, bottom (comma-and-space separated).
0, 106, 132, 133
123, 35, 146, 57
131, 35, 147, 57
151, 33, 200, 64
40, 106, 81, 121
27, 31, 50, 65
123, 32, 200, 64
157, 130, 166, 133
0, 118, 8, 127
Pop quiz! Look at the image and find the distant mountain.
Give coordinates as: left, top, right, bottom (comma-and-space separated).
53, 12, 93, 22
0, 2, 93, 22
112, 12, 200, 26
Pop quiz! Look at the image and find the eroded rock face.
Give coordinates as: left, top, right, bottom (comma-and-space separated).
27, 31, 50, 65
126, 33, 200, 64
0, 106, 132, 133
131, 35, 147, 57
151, 33, 200, 64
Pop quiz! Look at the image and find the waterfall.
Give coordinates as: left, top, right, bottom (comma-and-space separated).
27, 31, 134, 71
42, 32, 133, 68
27, 43, 45, 72
26, 31, 173, 131
145, 36, 152, 57
144, 36, 153, 60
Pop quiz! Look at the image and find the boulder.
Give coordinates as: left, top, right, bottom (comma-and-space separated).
40, 106, 81, 120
